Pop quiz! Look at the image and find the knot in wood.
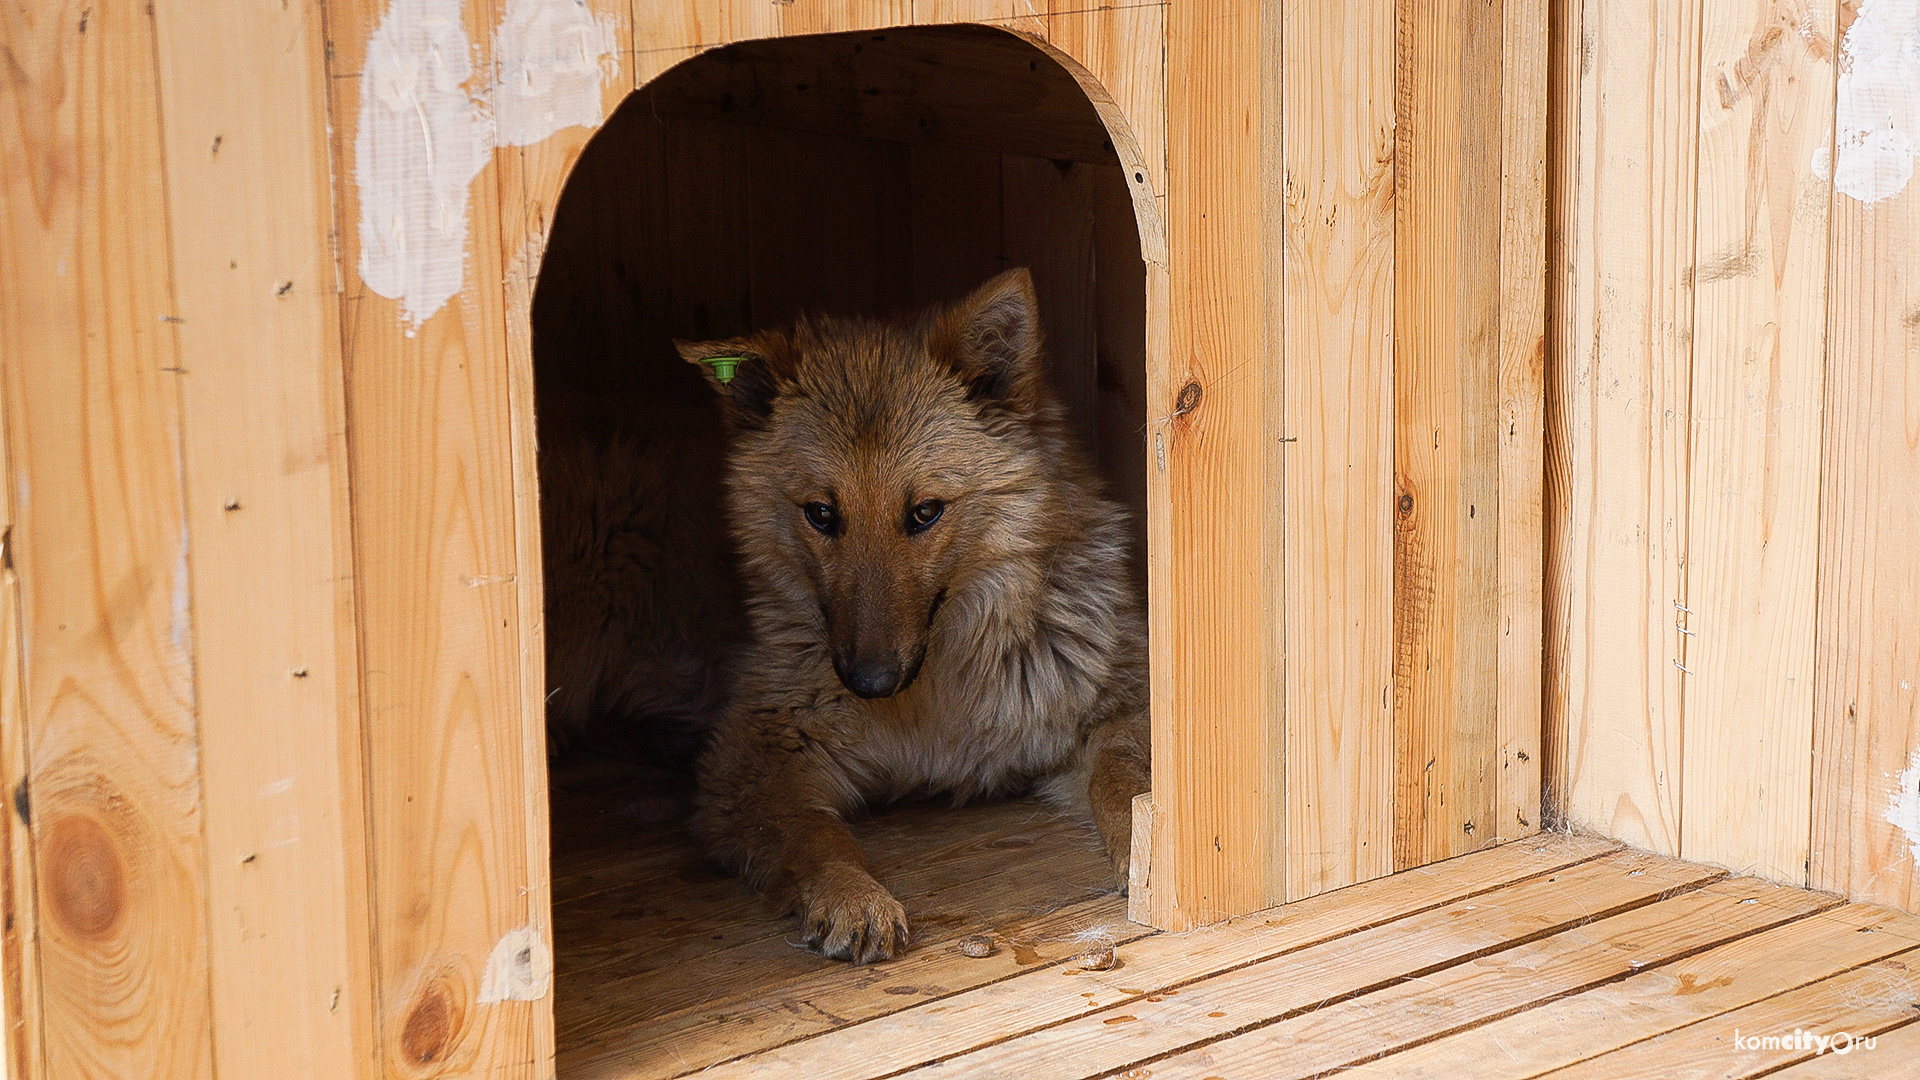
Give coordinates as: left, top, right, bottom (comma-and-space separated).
45, 814, 126, 941
1173, 381, 1202, 417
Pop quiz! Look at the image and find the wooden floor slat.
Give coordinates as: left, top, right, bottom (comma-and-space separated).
1545, 953, 1920, 1079
1332, 896, 1920, 1079
548, 774, 1920, 1080
1137, 876, 1839, 1080
885, 851, 1718, 1080
1768, 1017, 1920, 1079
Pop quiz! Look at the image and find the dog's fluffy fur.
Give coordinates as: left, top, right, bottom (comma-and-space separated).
679, 269, 1150, 964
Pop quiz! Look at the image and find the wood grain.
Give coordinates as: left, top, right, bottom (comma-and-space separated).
1003, 153, 1099, 447
150, 0, 379, 1075
682, 834, 1617, 1079
1114, 875, 1832, 1080
322, 0, 549, 1073
1332, 898, 1920, 1079
1544, 951, 1920, 1079
1810, 186, 1920, 909
1678, 0, 1834, 881
1150, 0, 1284, 928
490, 4, 633, 1077
0, 1, 215, 1076
1550, 0, 1701, 854
1496, 0, 1548, 843
0, 302, 38, 1080
1393, 0, 1505, 870
1279, 0, 1398, 901
910, 851, 1719, 1080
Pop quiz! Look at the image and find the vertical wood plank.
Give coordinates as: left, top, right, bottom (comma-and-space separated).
1393, 0, 1505, 869
0, 344, 39, 1080
1496, 0, 1549, 844
1543, 0, 1582, 830
149, 0, 380, 1075
1812, 180, 1920, 911
1279, 0, 1398, 899
909, 142, 1006, 308
0, 1, 215, 1076
494, 31, 632, 1065
323, 0, 549, 1073
747, 126, 900, 324
1150, 0, 1283, 928
1550, 0, 1700, 854
1090, 165, 1151, 586
1679, 0, 1834, 881
1004, 154, 1100, 450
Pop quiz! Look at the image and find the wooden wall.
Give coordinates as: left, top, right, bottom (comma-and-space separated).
0, 0, 1554, 1075
1549, 0, 1920, 911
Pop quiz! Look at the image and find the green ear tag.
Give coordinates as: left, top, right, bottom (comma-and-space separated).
703, 356, 742, 384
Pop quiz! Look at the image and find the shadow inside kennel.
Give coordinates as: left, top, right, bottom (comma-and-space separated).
529, 25, 1152, 1075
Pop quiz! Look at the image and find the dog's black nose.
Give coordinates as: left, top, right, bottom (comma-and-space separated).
838, 659, 904, 699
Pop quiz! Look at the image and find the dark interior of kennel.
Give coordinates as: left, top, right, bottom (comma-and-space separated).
528, 26, 1151, 1076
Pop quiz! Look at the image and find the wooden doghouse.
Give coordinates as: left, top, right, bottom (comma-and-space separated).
4, 0, 1915, 1076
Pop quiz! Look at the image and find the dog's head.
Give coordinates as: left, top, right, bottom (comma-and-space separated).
679, 269, 1060, 700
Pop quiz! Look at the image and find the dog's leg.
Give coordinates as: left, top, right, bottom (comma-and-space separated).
1085, 719, 1151, 890
696, 718, 909, 964
1044, 707, 1150, 891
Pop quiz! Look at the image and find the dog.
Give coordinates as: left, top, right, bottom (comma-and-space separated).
678, 268, 1150, 964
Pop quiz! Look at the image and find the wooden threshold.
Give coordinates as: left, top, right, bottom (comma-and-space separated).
551, 757, 1920, 1080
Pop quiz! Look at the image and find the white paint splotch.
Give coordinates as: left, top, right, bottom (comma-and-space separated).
492, 0, 619, 147
477, 925, 552, 1003
1816, 0, 1920, 203
355, 0, 619, 331
1888, 749, 1920, 861
355, 0, 493, 332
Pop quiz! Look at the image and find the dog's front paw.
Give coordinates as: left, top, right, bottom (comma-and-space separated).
796, 866, 909, 964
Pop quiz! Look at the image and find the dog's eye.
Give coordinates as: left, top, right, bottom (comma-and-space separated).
802, 502, 839, 534
906, 499, 945, 534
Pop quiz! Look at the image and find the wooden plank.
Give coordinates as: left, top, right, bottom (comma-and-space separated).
1811, 187, 1920, 908
148, 0, 379, 1076
908, 142, 1005, 310
321, 0, 548, 1073
1089, 163, 1150, 585
1544, 951, 1920, 1079
889, 850, 1720, 1080
0, 342, 39, 1080
1549, 0, 1700, 854
561, 898, 1140, 1080
1042, 2, 1169, 264
682, 835, 1618, 1078
1149, 0, 1283, 930
554, 804, 1111, 983
745, 125, 897, 324
1334, 896, 1920, 1079
1132, 876, 1836, 1080
0, 0, 216, 1076
1678, 0, 1836, 881
645, 27, 1121, 169
1003, 154, 1100, 448
488, 3, 632, 1076
1770, 1017, 1920, 1078
1496, 0, 1548, 843
1393, 0, 1504, 870
1278, 0, 1397, 901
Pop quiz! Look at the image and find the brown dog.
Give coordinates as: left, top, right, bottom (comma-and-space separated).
679, 269, 1150, 964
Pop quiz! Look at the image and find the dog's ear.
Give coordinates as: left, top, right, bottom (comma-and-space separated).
676, 332, 797, 429
935, 268, 1046, 409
